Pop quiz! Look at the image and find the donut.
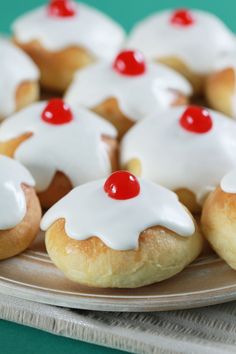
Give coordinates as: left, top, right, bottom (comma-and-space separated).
0, 38, 39, 120
12, 0, 125, 92
0, 99, 118, 209
65, 49, 192, 139
201, 170, 236, 270
127, 9, 235, 94
205, 51, 236, 118
121, 105, 236, 214
41, 171, 202, 288
0, 156, 41, 260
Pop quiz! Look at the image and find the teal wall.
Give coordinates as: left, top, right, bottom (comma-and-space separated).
1, 0, 236, 33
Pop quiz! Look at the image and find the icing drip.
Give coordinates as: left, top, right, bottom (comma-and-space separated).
0, 38, 39, 118
12, 3, 125, 60
0, 156, 35, 230
41, 178, 195, 251
221, 169, 236, 194
0, 102, 117, 192
65, 61, 192, 121
127, 9, 235, 74
121, 106, 236, 203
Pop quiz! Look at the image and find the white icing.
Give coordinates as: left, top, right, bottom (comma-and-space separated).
127, 9, 236, 74
121, 106, 236, 203
220, 169, 236, 193
65, 61, 192, 121
12, 2, 125, 59
0, 37, 39, 118
41, 178, 195, 251
0, 155, 35, 230
0, 102, 117, 192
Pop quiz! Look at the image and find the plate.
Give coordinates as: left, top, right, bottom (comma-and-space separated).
0, 232, 236, 312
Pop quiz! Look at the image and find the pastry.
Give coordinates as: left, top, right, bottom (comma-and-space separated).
127, 9, 235, 93
0, 156, 41, 260
0, 37, 39, 120
201, 169, 236, 270
65, 49, 192, 139
12, 0, 125, 92
121, 105, 236, 213
205, 51, 236, 118
41, 171, 202, 288
0, 99, 118, 209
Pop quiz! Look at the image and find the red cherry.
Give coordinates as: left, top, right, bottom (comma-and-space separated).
113, 50, 146, 76
41, 99, 73, 125
170, 9, 195, 26
48, 0, 76, 18
179, 106, 213, 134
104, 171, 140, 200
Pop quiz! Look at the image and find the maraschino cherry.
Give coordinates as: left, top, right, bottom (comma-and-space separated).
179, 106, 213, 134
42, 99, 73, 125
170, 9, 195, 26
113, 50, 146, 76
48, 0, 76, 18
104, 171, 140, 200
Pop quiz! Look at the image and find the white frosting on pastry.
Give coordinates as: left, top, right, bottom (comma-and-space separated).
12, 2, 125, 59
121, 106, 236, 203
0, 102, 117, 192
0, 155, 35, 230
127, 9, 235, 74
65, 61, 192, 121
41, 178, 195, 250
220, 169, 236, 193
0, 38, 39, 118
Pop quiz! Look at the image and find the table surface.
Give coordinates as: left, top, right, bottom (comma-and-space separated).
1, 0, 236, 353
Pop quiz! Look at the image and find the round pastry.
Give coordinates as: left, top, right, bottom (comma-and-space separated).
65, 49, 192, 139
0, 155, 41, 260
0, 99, 118, 209
201, 170, 236, 270
0, 37, 39, 120
127, 9, 235, 94
41, 171, 202, 288
12, 0, 125, 92
205, 51, 236, 118
121, 105, 236, 214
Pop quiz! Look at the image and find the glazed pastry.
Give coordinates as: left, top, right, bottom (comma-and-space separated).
127, 9, 235, 93
0, 37, 39, 120
0, 156, 41, 260
0, 99, 118, 209
65, 49, 192, 139
121, 105, 236, 214
12, 0, 125, 92
41, 171, 202, 288
201, 170, 236, 270
205, 51, 236, 118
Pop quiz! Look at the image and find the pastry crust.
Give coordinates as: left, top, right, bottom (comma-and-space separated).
157, 56, 205, 95
45, 217, 203, 288
0, 133, 118, 209
0, 184, 41, 260
205, 68, 235, 117
93, 94, 188, 140
201, 186, 236, 269
14, 39, 94, 93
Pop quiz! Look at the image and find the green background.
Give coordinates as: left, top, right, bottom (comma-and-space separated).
1, 0, 236, 353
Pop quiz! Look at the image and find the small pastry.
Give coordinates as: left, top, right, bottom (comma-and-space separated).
121, 105, 236, 214
12, 0, 125, 92
0, 156, 41, 260
127, 9, 235, 94
41, 171, 202, 288
205, 51, 236, 118
201, 170, 236, 270
0, 37, 39, 120
65, 49, 192, 139
0, 99, 118, 209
